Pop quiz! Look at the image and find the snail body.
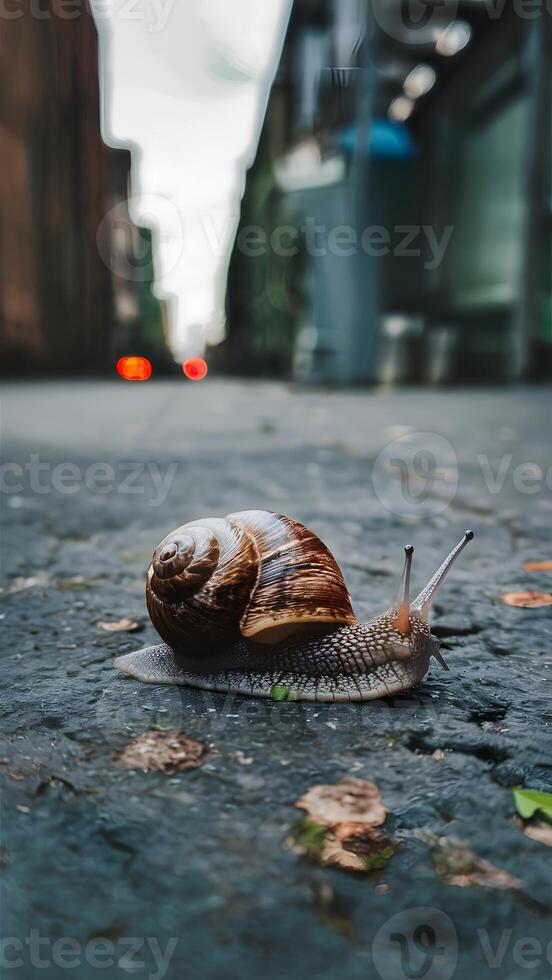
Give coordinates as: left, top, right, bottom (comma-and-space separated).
114, 511, 473, 702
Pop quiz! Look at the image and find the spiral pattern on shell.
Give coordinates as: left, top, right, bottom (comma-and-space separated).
146, 511, 356, 656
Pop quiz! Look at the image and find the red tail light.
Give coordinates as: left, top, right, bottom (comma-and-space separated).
116, 356, 152, 382
183, 358, 208, 381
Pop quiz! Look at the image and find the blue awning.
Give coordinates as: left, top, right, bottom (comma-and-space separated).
339, 120, 416, 159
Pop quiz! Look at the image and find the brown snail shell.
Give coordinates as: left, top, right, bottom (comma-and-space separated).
146, 510, 356, 653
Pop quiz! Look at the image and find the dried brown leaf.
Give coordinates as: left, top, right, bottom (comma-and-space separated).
433, 837, 522, 891
290, 823, 397, 874
96, 618, 140, 633
501, 592, 552, 608
523, 825, 552, 846
58, 576, 102, 591
513, 816, 552, 847
522, 560, 552, 572
0, 572, 50, 596
321, 832, 367, 872
117, 730, 206, 773
293, 778, 396, 874
295, 777, 387, 831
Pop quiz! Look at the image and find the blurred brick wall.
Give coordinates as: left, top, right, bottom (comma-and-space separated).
0, 2, 131, 373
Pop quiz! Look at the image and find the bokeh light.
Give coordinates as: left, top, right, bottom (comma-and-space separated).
435, 21, 472, 57
403, 64, 436, 100
388, 96, 414, 123
183, 358, 208, 381
116, 356, 152, 381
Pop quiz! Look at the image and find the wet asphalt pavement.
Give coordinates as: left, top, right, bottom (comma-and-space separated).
1, 380, 552, 980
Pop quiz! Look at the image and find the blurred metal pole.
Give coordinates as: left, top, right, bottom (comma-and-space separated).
348, 4, 381, 382
515, 15, 552, 378
293, 0, 380, 384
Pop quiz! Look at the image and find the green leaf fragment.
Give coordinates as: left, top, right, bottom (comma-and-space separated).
513, 788, 552, 823
293, 820, 328, 858
271, 685, 292, 702
362, 845, 398, 872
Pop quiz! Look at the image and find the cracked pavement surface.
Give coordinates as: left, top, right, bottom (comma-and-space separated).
1, 381, 552, 979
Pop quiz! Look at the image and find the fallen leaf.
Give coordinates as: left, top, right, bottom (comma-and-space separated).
296, 777, 387, 829
319, 833, 367, 873
339, 828, 399, 872
513, 815, 552, 847
520, 823, 552, 846
522, 560, 552, 572
96, 618, 140, 633
293, 778, 395, 874
513, 788, 552, 822
0, 572, 50, 596
58, 576, 103, 591
501, 592, 552, 608
7, 769, 25, 781
289, 820, 397, 874
432, 837, 522, 891
117, 730, 206, 773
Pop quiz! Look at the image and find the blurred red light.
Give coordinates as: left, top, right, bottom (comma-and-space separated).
116, 356, 152, 382
183, 358, 208, 381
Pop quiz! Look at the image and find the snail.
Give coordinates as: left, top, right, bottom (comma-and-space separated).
114, 511, 473, 702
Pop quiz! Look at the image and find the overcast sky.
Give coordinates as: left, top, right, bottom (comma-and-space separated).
91, 0, 293, 360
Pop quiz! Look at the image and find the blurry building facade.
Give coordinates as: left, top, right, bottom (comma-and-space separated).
224, 0, 552, 383
0, 1, 164, 375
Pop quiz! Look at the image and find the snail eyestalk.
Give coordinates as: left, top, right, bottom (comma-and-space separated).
411, 530, 474, 622
394, 545, 414, 636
